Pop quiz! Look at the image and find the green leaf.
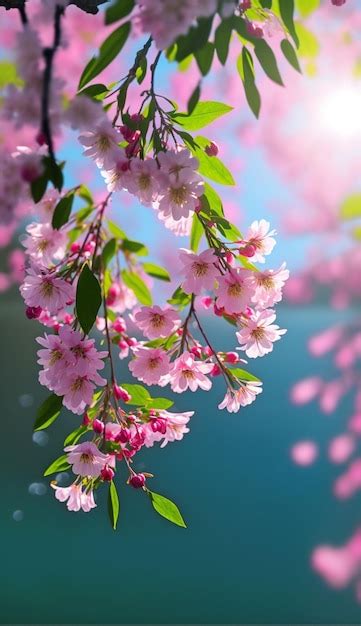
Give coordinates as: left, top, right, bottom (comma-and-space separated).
105, 0, 134, 24
121, 384, 151, 406
63, 425, 88, 447
203, 183, 224, 216
44, 454, 71, 477
190, 214, 204, 252
78, 83, 109, 99
187, 135, 235, 186
195, 42, 215, 76
77, 184, 94, 205
122, 270, 152, 305
340, 194, 361, 220
76, 263, 102, 334
108, 481, 120, 530
31, 173, 48, 203
280, 39, 301, 73
143, 262, 171, 282
34, 393, 63, 431
295, 23, 319, 58
121, 239, 148, 256
279, 0, 299, 47
107, 219, 126, 240
231, 368, 261, 383
237, 48, 261, 119
101, 238, 117, 268
175, 16, 213, 62
187, 83, 201, 116
167, 286, 192, 310
0, 60, 22, 88
253, 39, 283, 86
147, 397, 174, 410
171, 101, 233, 131
214, 18, 233, 65
78, 22, 131, 89
148, 491, 187, 528
295, 0, 320, 18
52, 193, 74, 229
136, 56, 147, 84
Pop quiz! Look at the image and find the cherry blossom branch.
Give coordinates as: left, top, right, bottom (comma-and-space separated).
41, 5, 64, 163
18, 3, 27, 25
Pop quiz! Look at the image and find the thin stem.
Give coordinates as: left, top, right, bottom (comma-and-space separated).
192, 307, 233, 387
18, 3, 28, 25
103, 295, 117, 388
41, 5, 64, 163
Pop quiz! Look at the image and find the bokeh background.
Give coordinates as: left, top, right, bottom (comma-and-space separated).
1, 0, 361, 623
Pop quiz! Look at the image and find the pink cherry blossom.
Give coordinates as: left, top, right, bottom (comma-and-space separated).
22, 222, 66, 266
169, 351, 214, 393
106, 281, 137, 313
65, 441, 110, 478
157, 167, 203, 221
144, 410, 194, 447
56, 371, 106, 415
126, 158, 161, 205
58, 325, 108, 375
218, 380, 263, 412
20, 267, 74, 314
52, 482, 97, 512
128, 346, 171, 385
133, 305, 180, 339
243, 220, 276, 263
79, 119, 120, 169
252, 263, 289, 308
236, 309, 287, 358
216, 269, 255, 314
179, 248, 220, 295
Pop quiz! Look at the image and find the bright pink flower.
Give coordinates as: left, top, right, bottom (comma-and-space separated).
56, 371, 106, 415
290, 441, 318, 466
22, 222, 66, 266
169, 351, 213, 393
218, 381, 263, 412
20, 268, 74, 314
144, 410, 193, 447
216, 269, 255, 314
58, 326, 108, 376
134, 305, 180, 339
243, 219, 276, 263
236, 309, 286, 358
128, 346, 171, 385
157, 168, 203, 221
65, 441, 110, 478
179, 248, 219, 295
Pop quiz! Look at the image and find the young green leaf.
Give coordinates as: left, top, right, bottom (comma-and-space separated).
190, 214, 204, 252
253, 39, 284, 86
52, 193, 75, 229
237, 48, 261, 119
143, 262, 171, 282
108, 480, 120, 530
214, 18, 233, 65
78, 83, 109, 99
76, 263, 102, 334
187, 136, 235, 186
121, 384, 151, 405
44, 454, 71, 477
121, 239, 148, 256
187, 83, 201, 116
122, 270, 152, 305
34, 393, 63, 431
280, 39, 301, 73
167, 286, 192, 310
101, 238, 117, 269
148, 491, 187, 528
171, 101, 233, 131
78, 22, 131, 89
63, 425, 88, 447
195, 42, 215, 76
175, 16, 213, 62
295, 0, 320, 18
107, 219, 127, 240
147, 397, 174, 410
279, 0, 299, 47
231, 368, 261, 383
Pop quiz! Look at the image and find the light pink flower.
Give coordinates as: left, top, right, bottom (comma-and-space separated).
179, 248, 219, 295
144, 410, 194, 447
218, 381, 263, 412
36, 332, 68, 386
52, 482, 97, 513
252, 263, 289, 308
58, 326, 108, 376
20, 267, 74, 314
236, 309, 286, 358
244, 219, 276, 263
65, 441, 110, 478
158, 168, 203, 221
64, 96, 104, 131
127, 158, 161, 205
216, 269, 255, 314
169, 351, 213, 393
22, 222, 66, 266
133, 305, 180, 339
57, 371, 106, 415
100, 149, 131, 192
79, 119, 120, 169
128, 346, 171, 385
106, 281, 137, 313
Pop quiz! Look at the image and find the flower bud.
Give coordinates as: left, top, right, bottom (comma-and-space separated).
70, 242, 80, 254
246, 21, 264, 38
35, 131, 47, 146
82, 412, 91, 426
205, 141, 219, 157
114, 385, 131, 403
211, 364, 221, 376
225, 351, 239, 364
115, 427, 131, 443
331, 0, 346, 4
93, 418, 104, 434
214, 304, 225, 317
191, 346, 203, 358
113, 317, 126, 333
239, 243, 256, 258
240, 0, 252, 10
129, 473, 146, 489
25, 305, 42, 319
101, 466, 115, 481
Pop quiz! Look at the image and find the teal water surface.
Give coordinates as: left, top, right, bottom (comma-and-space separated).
1, 302, 360, 624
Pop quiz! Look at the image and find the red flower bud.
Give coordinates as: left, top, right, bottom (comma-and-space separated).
129, 473, 146, 489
